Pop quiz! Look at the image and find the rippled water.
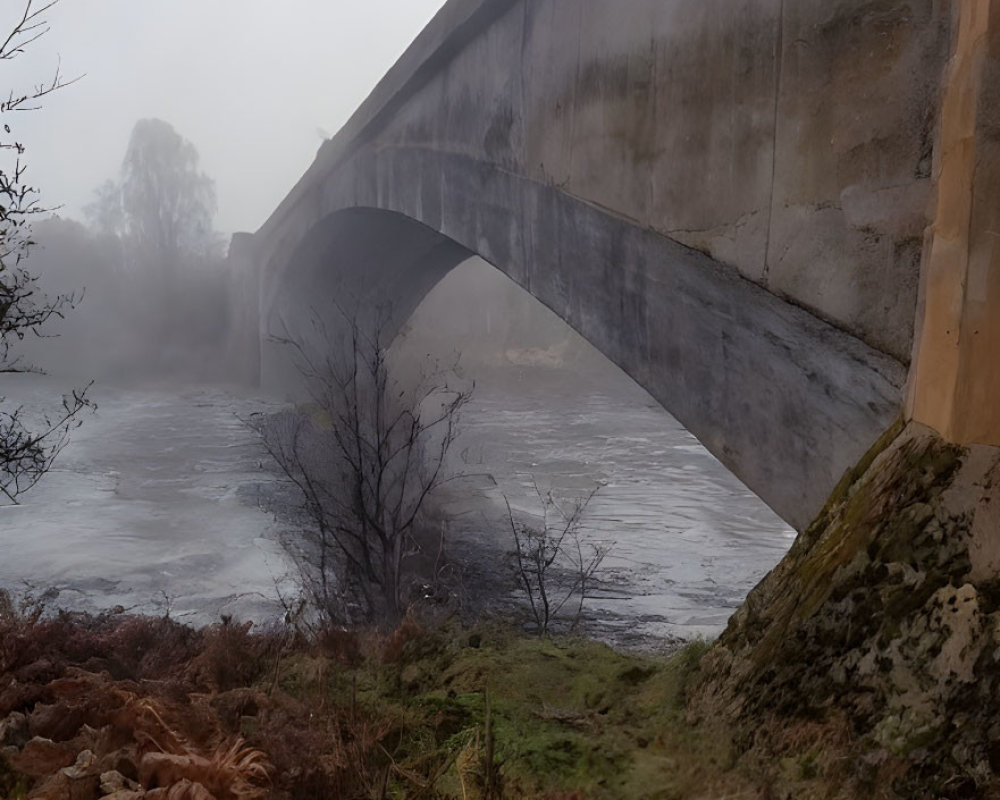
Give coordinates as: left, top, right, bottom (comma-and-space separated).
0, 375, 290, 625
0, 367, 794, 643
438, 366, 795, 646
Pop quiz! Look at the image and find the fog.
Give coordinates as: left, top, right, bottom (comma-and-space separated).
0, 1, 794, 642
1, 0, 445, 235
2, 0, 441, 383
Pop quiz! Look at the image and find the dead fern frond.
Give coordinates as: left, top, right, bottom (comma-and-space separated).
209, 736, 272, 793
165, 779, 217, 800
128, 696, 188, 756
140, 737, 271, 800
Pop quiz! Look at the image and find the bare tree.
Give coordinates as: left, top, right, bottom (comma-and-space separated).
82, 119, 232, 378
507, 484, 613, 636
86, 118, 219, 269
0, 0, 92, 504
252, 308, 472, 626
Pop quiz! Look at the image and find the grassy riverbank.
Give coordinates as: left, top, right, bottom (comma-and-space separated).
0, 608, 776, 800
8, 600, 986, 799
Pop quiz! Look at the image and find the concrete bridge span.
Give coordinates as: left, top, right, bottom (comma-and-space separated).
234, 0, 992, 531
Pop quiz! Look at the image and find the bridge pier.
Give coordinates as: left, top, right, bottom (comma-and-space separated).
908, 0, 1000, 445
224, 231, 262, 386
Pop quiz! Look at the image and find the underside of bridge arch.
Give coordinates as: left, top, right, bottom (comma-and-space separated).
260, 196, 904, 532
261, 208, 473, 392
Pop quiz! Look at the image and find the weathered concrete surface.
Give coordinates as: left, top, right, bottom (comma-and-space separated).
908, 0, 1000, 446
514, 0, 949, 364
243, 0, 955, 529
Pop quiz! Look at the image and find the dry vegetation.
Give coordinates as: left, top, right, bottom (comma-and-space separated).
0, 594, 776, 800
5, 581, 994, 799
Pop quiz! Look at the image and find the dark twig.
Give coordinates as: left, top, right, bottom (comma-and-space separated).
0, 0, 92, 505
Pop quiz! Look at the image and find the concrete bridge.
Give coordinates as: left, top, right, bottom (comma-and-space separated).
231, 0, 999, 532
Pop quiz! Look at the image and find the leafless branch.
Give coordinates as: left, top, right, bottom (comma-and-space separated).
506, 485, 612, 636
0, 382, 94, 503
0, 0, 92, 504
252, 304, 472, 626
0, 1, 60, 62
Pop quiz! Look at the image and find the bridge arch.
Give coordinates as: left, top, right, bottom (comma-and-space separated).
254, 177, 902, 532
264, 208, 472, 356
237, 0, 963, 532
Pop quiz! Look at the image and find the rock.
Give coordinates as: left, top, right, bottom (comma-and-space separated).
0, 711, 29, 748
97, 753, 140, 785
8, 736, 76, 777
58, 764, 101, 800
22, 749, 104, 800
28, 767, 100, 800
691, 423, 1000, 796
28, 703, 89, 742
100, 769, 140, 794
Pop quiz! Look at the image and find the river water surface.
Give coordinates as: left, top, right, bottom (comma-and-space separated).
1, 364, 793, 645
0, 377, 290, 625
426, 363, 795, 647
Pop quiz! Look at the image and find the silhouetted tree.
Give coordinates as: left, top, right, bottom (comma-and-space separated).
83, 119, 233, 378
84, 179, 124, 240
0, 0, 92, 503
122, 118, 218, 266
86, 118, 220, 272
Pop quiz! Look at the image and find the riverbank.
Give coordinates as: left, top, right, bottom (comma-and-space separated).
0, 604, 848, 800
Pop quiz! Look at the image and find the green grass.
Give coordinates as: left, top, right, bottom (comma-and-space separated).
264, 622, 755, 799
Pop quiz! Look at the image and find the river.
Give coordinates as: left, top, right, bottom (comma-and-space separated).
0, 363, 793, 646
0, 376, 290, 625
439, 365, 794, 646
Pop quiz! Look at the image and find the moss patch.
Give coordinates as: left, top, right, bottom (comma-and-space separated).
343, 628, 751, 798
692, 422, 1000, 798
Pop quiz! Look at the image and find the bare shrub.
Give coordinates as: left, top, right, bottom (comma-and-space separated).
187, 620, 273, 692
506, 485, 614, 636
252, 306, 472, 627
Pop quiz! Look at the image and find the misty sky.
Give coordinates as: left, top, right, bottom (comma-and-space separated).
1, 0, 444, 236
